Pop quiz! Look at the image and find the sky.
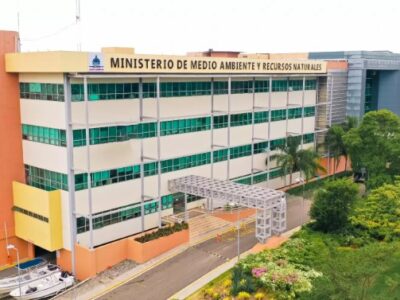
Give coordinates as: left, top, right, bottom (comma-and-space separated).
1, 0, 399, 54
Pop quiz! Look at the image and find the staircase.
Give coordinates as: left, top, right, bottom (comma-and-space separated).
188, 212, 232, 242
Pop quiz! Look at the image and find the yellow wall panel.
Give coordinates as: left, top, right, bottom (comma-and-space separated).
13, 182, 63, 251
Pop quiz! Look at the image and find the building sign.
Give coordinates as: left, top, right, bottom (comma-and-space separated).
105, 55, 326, 74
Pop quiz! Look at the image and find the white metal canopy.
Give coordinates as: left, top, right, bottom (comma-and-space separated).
168, 175, 287, 243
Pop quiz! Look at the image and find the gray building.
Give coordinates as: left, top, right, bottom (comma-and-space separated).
310, 51, 400, 119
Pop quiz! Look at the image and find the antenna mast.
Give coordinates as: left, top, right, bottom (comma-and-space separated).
17, 0, 21, 51
76, 0, 81, 51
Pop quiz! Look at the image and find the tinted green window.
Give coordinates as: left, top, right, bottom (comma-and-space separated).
230, 145, 252, 159
24, 164, 83, 191
305, 79, 316, 90
213, 149, 229, 162
231, 113, 252, 127
303, 133, 315, 144
213, 115, 228, 129
255, 80, 269, 93
20, 83, 64, 101
254, 111, 268, 124
272, 80, 288, 92
304, 106, 315, 117
254, 142, 268, 154
288, 80, 303, 91
22, 124, 68, 147
288, 108, 302, 119
231, 81, 253, 94
271, 109, 287, 121
270, 138, 285, 150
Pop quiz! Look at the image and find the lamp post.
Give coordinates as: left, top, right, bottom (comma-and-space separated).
295, 177, 305, 226
229, 202, 240, 261
7, 244, 22, 297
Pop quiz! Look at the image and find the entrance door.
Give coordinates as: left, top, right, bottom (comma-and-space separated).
34, 245, 56, 263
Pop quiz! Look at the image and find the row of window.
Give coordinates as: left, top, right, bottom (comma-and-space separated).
24, 165, 88, 191
13, 206, 49, 223
234, 168, 283, 185
20, 82, 64, 101
24, 133, 314, 192
20, 80, 317, 102
22, 107, 315, 147
76, 192, 201, 233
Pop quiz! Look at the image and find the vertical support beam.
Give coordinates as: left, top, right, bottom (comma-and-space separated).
266, 76, 272, 187
210, 78, 214, 211
139, 78, 145, 231
156, 76, 162, 228
301, 76, 306, 149
83, 76, 93, 249
63, 74, 77, 275
184, 193, 188, 222
227, 77, 231, 181
285, 77, 290, 186
250, 77, 256, 185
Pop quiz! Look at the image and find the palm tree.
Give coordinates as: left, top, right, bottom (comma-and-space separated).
325, 116, 358, 174
274, 135, 325, 185
325, 125, 346, 174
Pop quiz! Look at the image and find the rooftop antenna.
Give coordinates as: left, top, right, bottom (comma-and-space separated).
76, 0, 81, 51
17, 0, 21, 51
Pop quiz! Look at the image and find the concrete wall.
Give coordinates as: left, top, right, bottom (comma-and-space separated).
0, 31, 32, 267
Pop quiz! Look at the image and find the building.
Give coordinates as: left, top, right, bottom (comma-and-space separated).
1, 30, 351, 277
309, 51, 400, 119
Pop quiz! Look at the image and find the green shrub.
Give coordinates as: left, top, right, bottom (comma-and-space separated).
310, 178, 358, 232
135, 222, 188, 243
231, 264, 256, 296
351, 181, 400, 240
237, 291, 251, 300
203, 287, 215, 297
255, 292, 266, 300
212, 292, 221, 300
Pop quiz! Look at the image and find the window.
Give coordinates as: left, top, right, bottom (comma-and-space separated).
303, 133, 315, 144
272, 80, 288, 92
288, 80, 303, 91
13, 206, 49, 223
22, 124, 68, 147
304, 106, 315, 117
230, 145, 252, 159
305, 79, 316, 90
231, 113, 252, 127
288, 108, 302, 119
24, 165, 79, 191
255, 80, 269, 93
20, 83, 64, 101
254, 111, 268, 124
271, 109, 287, 121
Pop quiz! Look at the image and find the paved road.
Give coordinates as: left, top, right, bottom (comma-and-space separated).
99, 196, 310, 300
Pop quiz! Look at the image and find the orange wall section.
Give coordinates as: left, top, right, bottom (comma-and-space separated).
0, 31, 31, 267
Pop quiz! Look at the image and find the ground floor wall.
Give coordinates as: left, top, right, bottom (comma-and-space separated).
57, 229, 189, 280
0, 236, 34, 268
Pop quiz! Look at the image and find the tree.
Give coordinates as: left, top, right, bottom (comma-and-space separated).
343, 109, 400, 189
325, 116, 358, 175
351, 179, 400, 240
325, 125, 346, 174
310, 178, 358, 232
274, 136, 324, 185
